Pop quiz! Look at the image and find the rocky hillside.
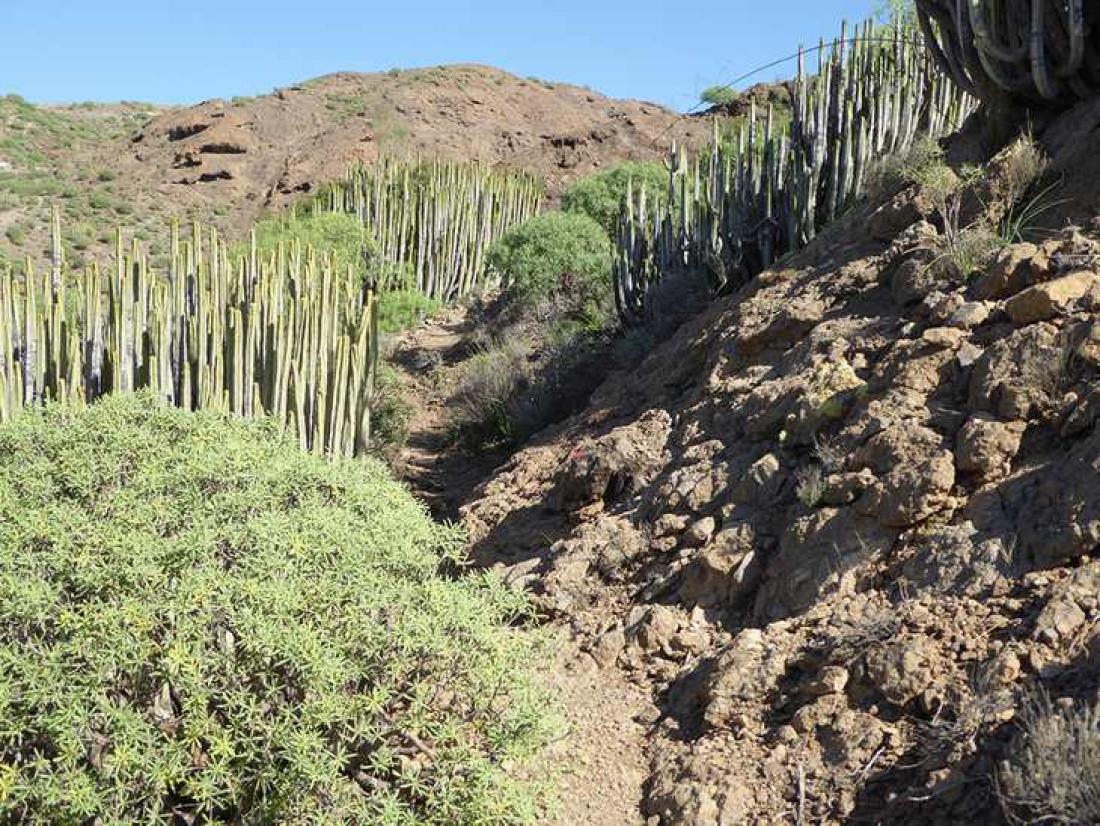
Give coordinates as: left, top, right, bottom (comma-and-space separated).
0, 66, 709, 266
455, 104, 1100, 824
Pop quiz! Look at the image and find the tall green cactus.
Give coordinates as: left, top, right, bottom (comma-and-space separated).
915, 0, 1099, 103
315, 156, 544, 302
612, 16, 974, 325
0, 221, 381, 459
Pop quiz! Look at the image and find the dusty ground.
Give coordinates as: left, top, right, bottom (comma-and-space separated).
387, 307, 661, 826
444, 118, 1100, 824
540, 638, 652, 826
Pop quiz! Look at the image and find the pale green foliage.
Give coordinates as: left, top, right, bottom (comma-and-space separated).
998, 691, 1100, 824
562, 162, 669, 234
866, 135, 950, 200
252, 210, 378, 275
699, 85, 739, 108
876, 0, 916, 25
0, 395, 554, 823
377, 288, 441, 334
488, 212, 611, 303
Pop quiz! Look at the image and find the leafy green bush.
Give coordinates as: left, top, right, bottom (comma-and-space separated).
378, 288, 440, 334
369, 364, 413, 455
562, 162, 669, 234
487, 212, 610, 303
0, 395, 553, 823
700, 85, 738, 108
3, 225, 25, 246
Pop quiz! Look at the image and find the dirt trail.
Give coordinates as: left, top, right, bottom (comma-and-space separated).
388, 305, 500, 521
388, 308, 654, 826
541, 639, 653, 826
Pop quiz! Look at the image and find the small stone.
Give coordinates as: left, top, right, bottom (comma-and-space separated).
955, 415, 1025, 481
637, 606, 681, 654
671, 627, 709, 655
591, 627, 626, 668
921, 326, 966, 348
649, 536, 678, 553
776, 724, 798, 744
1039, 601, 1087, 644
683, 517, 717, 548
987, 650, 1021, 687
1005, 271, 1100, 324
948, 301, 991, 330
957, 341, 984, 368
805, 665, 850, 697
653, 513, 690, 538
929, 292, 965, 324
974, 242, 1040, 300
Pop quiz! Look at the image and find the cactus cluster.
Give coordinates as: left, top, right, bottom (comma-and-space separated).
316, 156, 544, 301
613, 18, 974, 325
915, 0, 1099, 103
0, 211, 380, 458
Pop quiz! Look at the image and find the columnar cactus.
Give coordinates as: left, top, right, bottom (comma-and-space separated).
915, 0, 1100, 103
0, 222, 381, 459
612, 16, 975, 325
316, 157, 544, 302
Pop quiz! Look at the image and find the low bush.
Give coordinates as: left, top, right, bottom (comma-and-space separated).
486, 212, 611, 304
450, 338, 532, 443
699, 85, 738, 108
0, 394, 553, 823
2, 225, 25, 246
997, 690, 1100, 825
369, 364, 414, 457
378, 288, 441, 334
562, 162, 669, 234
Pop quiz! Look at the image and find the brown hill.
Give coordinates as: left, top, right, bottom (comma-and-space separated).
0, 66, 710, 267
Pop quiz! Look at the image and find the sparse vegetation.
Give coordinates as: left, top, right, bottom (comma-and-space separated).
997, 690, 1100, 825
795, 465, 826, 507
451, 337, 532, 443
0, 394, 554, 823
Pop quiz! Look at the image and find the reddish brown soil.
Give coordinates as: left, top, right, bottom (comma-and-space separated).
121, 66, 710, 229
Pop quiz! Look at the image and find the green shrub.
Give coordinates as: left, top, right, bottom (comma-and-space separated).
378, 288, 440, 334
700, 85, 738, 108
3, 225, 25, 246
487, 212, 610, 303
0, 394, 553, 823
562, 162, 669, 234
369, 365, 413, 456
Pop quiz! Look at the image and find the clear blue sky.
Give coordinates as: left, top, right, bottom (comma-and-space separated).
0, 1, 880, 112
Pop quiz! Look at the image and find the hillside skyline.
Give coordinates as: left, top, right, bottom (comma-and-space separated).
2, 0, 879, 112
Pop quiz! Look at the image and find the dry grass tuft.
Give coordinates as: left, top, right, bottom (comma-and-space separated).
997, 690, 1100, 825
